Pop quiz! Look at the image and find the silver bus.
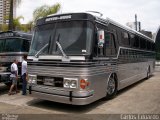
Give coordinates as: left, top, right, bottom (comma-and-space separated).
0, 31, 32, 85
27, 13, 155, 105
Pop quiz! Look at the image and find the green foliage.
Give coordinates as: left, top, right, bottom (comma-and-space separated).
13, 16, 24, 30
33, 3, 61, 22
0, 16, 33, 32
20, 21, 34, 32
0, 24, 8, 31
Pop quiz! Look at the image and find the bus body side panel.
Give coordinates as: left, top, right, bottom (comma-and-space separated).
116, 48, 155, 90
117, 61, 152, 90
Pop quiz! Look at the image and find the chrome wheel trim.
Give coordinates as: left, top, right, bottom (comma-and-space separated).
107, 77, 116, 95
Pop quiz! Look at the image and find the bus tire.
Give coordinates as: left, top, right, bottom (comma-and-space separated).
146, 66, 151, 79
105, 74, 117, 100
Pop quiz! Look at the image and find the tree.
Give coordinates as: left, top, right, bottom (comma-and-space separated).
26, 21, 34, 32
13, 16, 24, 30
20, 21, 34, 32
0, 24, 8, 31
2, 15, 23, 31
8, 0, 22, 30
33, 3, 61, 22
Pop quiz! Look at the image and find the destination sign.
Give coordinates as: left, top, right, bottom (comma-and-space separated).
45, 15, 72, 22
0, 32, 14, 38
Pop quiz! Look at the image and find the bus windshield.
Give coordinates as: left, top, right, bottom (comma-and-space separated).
29, 21, 94, 56
0, 38, 30, 53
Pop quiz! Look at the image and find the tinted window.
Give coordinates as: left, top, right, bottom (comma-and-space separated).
29, 21, 94, 56
5, 38, 22, 52
147, 41, 151, 50
0, 39, 5, 52
0, 38, 29, 53
152, 43, 155, 51
105, 32, 116, 56
53, 22, 93, 55
130, 34, 135, 48
134, 35, 139, 48
140, 38, 146, 49
121, 32, 129, 46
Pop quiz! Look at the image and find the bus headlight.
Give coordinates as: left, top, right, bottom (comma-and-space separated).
70, 80, 77, 88
28, 80, 32, 84
28, 75, 37, 85
32, 79, 37, 84
63, 78, 78, 88
63, 79, 70, 88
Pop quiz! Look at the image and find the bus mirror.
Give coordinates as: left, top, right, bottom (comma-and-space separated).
98, 30, 105, 48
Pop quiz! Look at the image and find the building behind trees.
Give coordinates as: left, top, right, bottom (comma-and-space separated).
0, 0, 16, 24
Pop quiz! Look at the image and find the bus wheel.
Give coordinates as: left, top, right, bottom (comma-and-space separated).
146, 66, 151, 79
105, 75, 117, 99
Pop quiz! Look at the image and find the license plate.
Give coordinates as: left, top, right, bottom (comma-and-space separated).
44, 78, 54, 86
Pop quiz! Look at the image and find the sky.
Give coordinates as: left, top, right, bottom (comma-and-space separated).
17, 0, 160, 33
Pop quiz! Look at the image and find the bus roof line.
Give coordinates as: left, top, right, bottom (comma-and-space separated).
95, 17, 154, 42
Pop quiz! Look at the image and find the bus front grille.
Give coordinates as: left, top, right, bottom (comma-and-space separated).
37, 76, 63, 87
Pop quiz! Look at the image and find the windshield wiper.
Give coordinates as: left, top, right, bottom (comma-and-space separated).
35, 43, 49, 58
56, 34, 68, 59
35, 35, 52, 58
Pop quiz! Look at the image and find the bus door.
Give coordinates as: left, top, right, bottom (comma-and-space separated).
97, 30, 117, 57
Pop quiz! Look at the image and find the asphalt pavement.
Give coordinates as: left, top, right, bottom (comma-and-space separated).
0, 67, 160, 120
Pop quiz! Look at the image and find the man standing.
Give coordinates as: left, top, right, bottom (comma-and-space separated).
8, 59, 18, 95
22, 55, 28, 95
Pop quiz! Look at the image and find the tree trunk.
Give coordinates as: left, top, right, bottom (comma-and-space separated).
9, 0, 14, 30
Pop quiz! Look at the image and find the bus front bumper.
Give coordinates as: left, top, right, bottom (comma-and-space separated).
27, 85, 94, 105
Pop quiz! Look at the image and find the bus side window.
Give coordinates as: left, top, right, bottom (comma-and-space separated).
121, 32, 130, 46
140, 37, 146, 50
152, 43, 155, 51
134, 35, 139, 48
130, 34, 135, 48
105, 32, 116, 56
147, 41, 151, 50
0, 39, 5, 52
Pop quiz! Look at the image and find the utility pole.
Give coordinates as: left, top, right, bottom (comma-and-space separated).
135, 14, 137, 31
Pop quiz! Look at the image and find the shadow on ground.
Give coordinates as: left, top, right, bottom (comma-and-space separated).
0, 84, 9, 95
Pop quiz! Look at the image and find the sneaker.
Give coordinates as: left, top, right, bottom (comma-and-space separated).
16, 90, 20, 94
8, 92, 14, 95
